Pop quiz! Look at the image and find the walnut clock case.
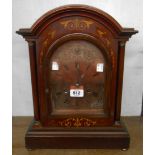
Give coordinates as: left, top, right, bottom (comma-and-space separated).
16, 5, 138, 149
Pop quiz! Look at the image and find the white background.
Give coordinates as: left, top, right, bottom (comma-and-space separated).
12, 0, 143, 116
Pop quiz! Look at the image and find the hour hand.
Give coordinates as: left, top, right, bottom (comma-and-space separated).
64, 64, 69, 71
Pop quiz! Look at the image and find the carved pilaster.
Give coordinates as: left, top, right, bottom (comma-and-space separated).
28, 41, 40, 121
115, 41, 126, 121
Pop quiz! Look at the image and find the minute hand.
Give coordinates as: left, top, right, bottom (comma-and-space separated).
78, 64, 91, 85
75, 62, 81, 85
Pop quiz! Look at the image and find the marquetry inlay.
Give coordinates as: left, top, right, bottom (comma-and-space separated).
60, 19, 94, 30
58, 117, 96, 127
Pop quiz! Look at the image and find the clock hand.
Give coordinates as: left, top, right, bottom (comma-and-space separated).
75, 62, 81, 85
92, 72, 99, 77
80, 64, 90, 79
78, 64, 91, 84
64, 64, 69, 71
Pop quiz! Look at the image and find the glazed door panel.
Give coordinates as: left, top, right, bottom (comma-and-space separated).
43, 38, 112, 126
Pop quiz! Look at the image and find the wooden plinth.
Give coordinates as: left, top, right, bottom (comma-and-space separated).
25, 120, 130, 149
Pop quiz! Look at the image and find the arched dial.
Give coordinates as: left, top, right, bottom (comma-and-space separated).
47, 40, 108, 115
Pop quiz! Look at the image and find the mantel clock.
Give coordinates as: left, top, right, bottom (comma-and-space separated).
17, 5, 138, 149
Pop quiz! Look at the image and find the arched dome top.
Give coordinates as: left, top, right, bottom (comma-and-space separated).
17, 4, 138, 38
